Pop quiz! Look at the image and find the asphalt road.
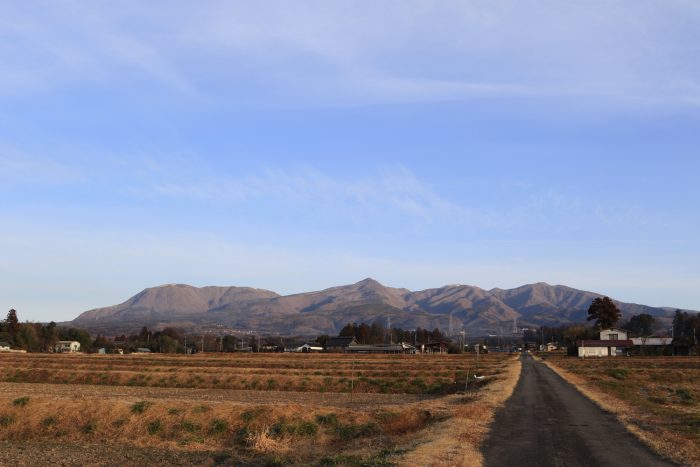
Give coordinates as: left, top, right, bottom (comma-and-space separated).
482, 355, 675, 467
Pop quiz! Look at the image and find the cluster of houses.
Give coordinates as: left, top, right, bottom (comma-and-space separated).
1, 330, 683, 357
294, 336, 450, 354
0, 340, 81, 354
576, 328, 673, 357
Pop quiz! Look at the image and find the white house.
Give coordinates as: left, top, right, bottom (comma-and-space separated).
54, 341, 81, 353
0, 342, 10, 352
295, 343, 324, 353
577, 328, 632, 357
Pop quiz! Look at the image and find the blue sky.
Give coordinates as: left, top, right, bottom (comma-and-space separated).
1, 1, 699, 322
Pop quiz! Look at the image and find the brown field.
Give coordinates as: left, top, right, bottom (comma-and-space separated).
540, 355, 700, 466
0, 352, 520, 466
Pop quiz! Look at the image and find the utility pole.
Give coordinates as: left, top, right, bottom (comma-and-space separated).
387, 316, 392, 344
541, 326, 545, 349
201, 335, 204, 353
350, 360, 355, 404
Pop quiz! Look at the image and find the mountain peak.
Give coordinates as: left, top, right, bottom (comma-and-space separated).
355, 277, 383, 287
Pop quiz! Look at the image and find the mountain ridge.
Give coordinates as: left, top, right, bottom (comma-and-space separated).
69, 279, 693, 336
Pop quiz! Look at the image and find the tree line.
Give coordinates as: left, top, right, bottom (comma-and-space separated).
331, 320, 447, 346
0, 309, 92, 352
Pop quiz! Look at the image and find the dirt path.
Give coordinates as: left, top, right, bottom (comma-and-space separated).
0, 381, 426, 408
482, 355, 675, 467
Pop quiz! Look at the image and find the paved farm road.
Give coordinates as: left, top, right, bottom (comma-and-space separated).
482, 355, 675, 467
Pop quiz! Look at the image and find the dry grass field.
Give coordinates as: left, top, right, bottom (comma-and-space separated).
540, 355, 700, 466
0, 352, 520, 466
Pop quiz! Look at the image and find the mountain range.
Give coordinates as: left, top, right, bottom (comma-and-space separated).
68, 279, 692, 336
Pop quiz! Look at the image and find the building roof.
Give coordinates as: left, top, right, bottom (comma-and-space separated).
326, 336, 357, 347
346, 343, 414, 352
424, 341, 449, 347
0, 342, 10, 347
577, 340, 633, 347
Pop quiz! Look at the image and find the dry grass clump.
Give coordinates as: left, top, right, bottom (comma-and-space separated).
542, 356, 700, 466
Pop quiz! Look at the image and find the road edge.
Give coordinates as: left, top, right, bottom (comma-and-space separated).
398, 355, 523, 467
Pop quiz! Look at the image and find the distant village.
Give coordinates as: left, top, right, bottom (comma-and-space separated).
1, 304, 698, 357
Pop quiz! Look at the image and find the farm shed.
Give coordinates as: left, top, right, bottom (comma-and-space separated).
54, 341, 81, 353
630, 337, 672, 347
346, 342, 416, 354
325, 336, 357, 352
422, 341, 449, 354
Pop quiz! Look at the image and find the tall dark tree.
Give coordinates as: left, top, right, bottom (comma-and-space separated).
672, 309, 698, 345
586, 297, 621, 330
5, 309, 19, 343
625, 313, 656, 337
339, 323, 356, 337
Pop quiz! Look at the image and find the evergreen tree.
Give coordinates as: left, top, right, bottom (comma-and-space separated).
5, 309, 19, 344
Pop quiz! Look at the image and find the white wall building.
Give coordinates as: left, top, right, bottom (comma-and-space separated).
54, 341, 81, 353
577, 328, 632, 357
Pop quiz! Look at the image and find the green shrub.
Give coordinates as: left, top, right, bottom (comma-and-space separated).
315, 413, 338, 426
208, 418, 228, 435
148, 420, 162, 435
296, 421, 318, 437
81, 421, 97, 434
268, 421, 288, 438
12, 396, 29, 407
130, 401, 152, 414
181, 420, 201, 433
241, 409, 262, 423
0, 414, 15, 427
42, 416, 57, 427
606, 368, 628, 380
676, 388, 695, 403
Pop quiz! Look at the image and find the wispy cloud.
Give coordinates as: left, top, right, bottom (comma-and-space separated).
0, 145, 86, 185
1, 2, 699, 106
152, 164, 468, 223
